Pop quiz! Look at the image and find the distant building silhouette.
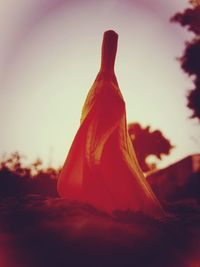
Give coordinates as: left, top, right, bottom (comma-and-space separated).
147, 154, 200, 201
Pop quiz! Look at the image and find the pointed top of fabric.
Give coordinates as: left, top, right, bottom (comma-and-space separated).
100, 30, 118, 74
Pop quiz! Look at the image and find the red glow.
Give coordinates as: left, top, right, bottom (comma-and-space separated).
57, 30, 163, 217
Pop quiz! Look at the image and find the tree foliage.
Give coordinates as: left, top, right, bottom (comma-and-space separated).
0, 152, 61, 198
128, 123, 173, 172
171, 5, 200, 121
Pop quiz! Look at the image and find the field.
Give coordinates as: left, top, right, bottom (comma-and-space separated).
0, 195, 200, 267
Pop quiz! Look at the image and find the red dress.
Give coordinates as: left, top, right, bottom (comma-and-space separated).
57, 30, 163, 217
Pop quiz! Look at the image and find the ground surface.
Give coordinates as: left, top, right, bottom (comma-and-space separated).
0, 195, 200, 267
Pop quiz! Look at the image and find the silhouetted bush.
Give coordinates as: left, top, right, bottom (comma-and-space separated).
0, 152, 60, 198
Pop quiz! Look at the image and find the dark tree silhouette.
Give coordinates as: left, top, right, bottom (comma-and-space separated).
0, 152, 60, 197
128, 123, 173, 172
171, 4, 200, 121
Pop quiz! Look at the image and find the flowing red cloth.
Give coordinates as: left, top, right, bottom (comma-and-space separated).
57, 30, 163, 217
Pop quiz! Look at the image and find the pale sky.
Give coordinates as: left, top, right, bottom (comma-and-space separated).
0, 0, 199, 169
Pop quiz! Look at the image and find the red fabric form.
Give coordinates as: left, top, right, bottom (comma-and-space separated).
57, 30, 164, 217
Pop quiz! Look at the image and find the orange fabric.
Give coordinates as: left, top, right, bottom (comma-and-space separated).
57, 30, 163, 217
